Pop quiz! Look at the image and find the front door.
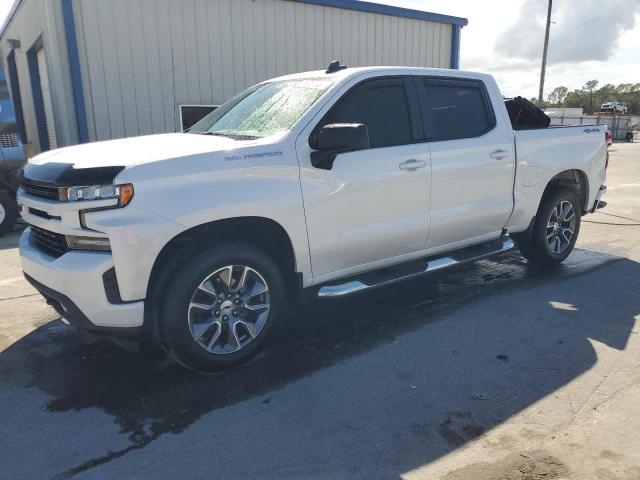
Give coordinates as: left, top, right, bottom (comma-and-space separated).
297, 77, 431, 280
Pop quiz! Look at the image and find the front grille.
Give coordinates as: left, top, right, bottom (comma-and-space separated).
30, 226, 70, 258
0, 131, 19, 148
21, 179, 62, 201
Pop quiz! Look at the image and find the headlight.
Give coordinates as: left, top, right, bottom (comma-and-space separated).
65, 183, 134, 207
66, 235, 111, 251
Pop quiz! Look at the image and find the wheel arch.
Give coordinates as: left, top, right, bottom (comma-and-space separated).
143, 216, 301, 345
147, 216, 298, 294
542, 169, 589, 213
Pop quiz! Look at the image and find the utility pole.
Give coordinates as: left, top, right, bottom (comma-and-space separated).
538, 0, 552, 107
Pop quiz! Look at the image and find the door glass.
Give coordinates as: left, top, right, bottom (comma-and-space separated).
324, 79, 412, 148
419, 80, 492, 141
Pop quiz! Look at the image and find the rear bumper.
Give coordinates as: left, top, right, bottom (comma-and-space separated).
19, 228, 144, 331
591, 185, 607, 213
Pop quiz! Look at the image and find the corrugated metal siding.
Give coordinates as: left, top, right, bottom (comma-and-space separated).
73, 0, 453, 141
36, 47, 58, 149
0, 0, 77, 152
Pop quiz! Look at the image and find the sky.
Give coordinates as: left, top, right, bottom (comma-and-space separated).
0, 0, 638, 98
372, 0, 640, 98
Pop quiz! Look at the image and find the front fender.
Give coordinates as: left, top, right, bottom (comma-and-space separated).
95, 161, 311, 300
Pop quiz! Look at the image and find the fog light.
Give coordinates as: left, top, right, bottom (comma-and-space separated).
66, 235, 111, 251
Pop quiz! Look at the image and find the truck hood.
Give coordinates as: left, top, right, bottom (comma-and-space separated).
23, 133, 242, 185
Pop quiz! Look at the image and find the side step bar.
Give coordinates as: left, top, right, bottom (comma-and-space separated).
317, 237, 515, 298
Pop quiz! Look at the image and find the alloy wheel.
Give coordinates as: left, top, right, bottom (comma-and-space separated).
546, 200, 576, 255
187, 265, 270, 355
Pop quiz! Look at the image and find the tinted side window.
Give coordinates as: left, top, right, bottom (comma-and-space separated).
419, 79, 493, 141
323, 78, 413, 148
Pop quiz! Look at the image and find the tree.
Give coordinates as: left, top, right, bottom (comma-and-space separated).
616, 83, 635, 94
543, 81, 639, 115
531, 97, 548, 108
547, 86, 569, 106
564, 90, 586, 109
583, 80, 599, 112
595, 84, 617, 108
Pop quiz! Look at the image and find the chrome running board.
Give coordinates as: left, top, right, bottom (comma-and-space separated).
317, 237, 515, 298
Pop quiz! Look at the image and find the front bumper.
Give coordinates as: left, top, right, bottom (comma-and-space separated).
19, 228, 144, 332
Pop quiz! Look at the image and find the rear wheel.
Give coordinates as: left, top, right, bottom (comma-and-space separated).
516, 187, 581, 266
0, 190, 18, 236
157, 243, 285, 371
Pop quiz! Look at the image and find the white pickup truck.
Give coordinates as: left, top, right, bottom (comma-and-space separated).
17, 64, 607, 370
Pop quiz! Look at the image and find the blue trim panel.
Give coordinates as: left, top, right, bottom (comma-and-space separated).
450, 24, 461, 69
61, 0, 89, 143
287, 0, 468, 26
6, 50, 27, 143
27, 38, 49, 152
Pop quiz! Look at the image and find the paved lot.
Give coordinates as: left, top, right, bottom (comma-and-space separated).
1, 143, 640, 480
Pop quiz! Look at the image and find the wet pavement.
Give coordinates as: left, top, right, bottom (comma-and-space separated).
1, 143, 640, 479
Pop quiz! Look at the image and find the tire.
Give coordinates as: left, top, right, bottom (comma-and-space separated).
516, 187, 581, 266
0, 190, 18, 236
156, 243, 285, 372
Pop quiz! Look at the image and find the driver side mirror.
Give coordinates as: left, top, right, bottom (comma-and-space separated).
310, 123, 369, 170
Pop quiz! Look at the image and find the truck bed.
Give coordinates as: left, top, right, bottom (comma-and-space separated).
507, 123, 608, 233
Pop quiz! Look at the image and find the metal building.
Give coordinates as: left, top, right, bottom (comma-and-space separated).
0, 0, 467, 154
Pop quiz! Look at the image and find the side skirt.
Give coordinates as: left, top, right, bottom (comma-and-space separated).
317, 236, 515, 298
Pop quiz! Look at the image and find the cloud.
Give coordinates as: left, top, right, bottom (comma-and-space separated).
494, 0, 640, 64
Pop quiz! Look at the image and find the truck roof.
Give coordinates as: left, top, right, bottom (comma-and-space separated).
266, 65, 493, 83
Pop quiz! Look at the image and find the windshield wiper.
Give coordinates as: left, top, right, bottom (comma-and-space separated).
202, 131, 259, 140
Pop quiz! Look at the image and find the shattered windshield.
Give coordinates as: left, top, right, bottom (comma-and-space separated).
188, 78, 334, 139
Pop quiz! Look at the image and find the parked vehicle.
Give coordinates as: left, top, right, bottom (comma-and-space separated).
17, 64, 608, 370
0, 71, 26, 235
600, 102, 627, 115
0, 122, 25, 235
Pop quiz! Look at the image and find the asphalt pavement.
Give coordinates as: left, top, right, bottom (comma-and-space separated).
1, 142, 639, 479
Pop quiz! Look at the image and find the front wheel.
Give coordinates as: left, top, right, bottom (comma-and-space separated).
516, 187, 581, 266
157, 243, 285, 371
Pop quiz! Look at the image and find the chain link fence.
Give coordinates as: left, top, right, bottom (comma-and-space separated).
547, 113, 639, 141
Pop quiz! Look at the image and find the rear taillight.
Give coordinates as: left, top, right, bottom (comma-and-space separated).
605, 131, 610, 169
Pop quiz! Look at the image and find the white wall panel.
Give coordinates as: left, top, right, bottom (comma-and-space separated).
70, 0, 453, 141
0, 0, 77, 152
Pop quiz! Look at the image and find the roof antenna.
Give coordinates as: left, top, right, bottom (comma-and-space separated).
326, 60, 347, 74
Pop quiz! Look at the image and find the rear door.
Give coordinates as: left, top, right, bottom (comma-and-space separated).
415, 77, 515, 248
297, 76, 431, 279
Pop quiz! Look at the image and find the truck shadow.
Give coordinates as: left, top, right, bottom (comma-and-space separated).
0, 225, 24, 251
0, 249, 638, 478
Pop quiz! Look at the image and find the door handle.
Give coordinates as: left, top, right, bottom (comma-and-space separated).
490, 149, 510, 160
399, 159, 426, 171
